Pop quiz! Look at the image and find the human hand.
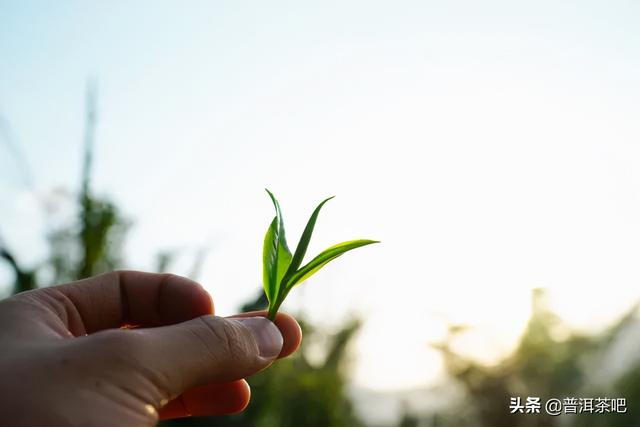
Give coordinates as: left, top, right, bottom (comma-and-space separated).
0, 271, 302, 426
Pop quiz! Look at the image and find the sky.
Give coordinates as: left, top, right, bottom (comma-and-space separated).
1, 1, 640, 391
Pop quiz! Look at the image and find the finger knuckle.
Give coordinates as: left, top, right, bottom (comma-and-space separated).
195, 317, 253, 362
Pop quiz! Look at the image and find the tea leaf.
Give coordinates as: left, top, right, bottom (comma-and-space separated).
285, 239, 379, 289
262, 191, 378, 320
281, 196, 334, 287
263, 189, 293, 304
262, 217, 279, 303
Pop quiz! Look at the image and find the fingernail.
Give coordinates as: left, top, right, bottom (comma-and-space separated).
234, 317, 283, 359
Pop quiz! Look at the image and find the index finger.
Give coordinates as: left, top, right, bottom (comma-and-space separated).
27, 270, 213, 335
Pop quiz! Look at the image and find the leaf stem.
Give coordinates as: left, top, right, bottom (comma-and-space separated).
267, 303, 280, 321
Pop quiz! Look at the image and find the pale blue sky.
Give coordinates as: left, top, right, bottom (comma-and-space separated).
2, 1, 640, 390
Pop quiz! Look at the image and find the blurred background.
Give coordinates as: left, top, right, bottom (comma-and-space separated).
2, 1, 640, 426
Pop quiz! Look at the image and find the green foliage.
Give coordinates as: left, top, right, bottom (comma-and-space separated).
432, 289, 640, 427
262, 190, 378, 320
46, 194, 127, 284
0, 245, 37, 294
77, 194, 126, 279
1, 85, 126, 291
398, 410, 420, 427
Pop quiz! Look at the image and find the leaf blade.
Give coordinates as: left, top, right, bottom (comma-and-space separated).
285, 239, 379, 289
262, 216, 279, 303
282, 196, 334, 285
264, 189, 293, 303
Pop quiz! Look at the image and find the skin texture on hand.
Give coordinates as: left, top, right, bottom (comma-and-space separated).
0, 271, 302, 427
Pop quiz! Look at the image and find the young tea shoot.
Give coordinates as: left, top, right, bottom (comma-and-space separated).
262, 189, 379, 320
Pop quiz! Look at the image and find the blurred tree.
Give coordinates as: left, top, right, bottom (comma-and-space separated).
397, 404, 420, 427
432, 289, 640, 427
1, 83, 126, 291
0, 238, 37, 294
49, 83, 128, 284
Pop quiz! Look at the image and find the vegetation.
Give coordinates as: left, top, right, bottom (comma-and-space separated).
427, 289, 640, 426
1, 86, 126, 291
262, 189, 378, 320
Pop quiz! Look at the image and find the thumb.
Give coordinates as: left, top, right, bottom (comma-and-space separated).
89, 315, 283, 397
